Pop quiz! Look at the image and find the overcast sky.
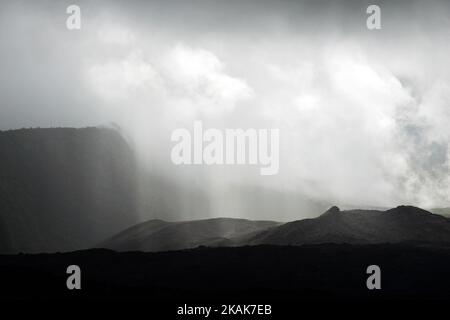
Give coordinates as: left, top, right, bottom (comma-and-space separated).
1, 0, 450, 210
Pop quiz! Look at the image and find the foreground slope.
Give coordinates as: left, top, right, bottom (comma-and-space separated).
1, 244, 450, 301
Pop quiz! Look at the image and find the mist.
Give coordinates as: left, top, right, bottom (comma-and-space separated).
1, 0, 450, 220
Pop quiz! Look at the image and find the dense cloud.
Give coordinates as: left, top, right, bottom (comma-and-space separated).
1, 0, 450, 213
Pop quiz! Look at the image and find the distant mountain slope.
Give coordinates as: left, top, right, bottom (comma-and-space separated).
100, 206, 450, 252
0, 127, 140, 253
98, 218, 281, 252
244, 206, 450, 246
430, 207, 450, 218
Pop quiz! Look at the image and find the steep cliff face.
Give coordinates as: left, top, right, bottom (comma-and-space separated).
0, 127, 140, 253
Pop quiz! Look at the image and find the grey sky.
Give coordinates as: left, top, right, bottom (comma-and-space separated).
1, 0, 450, 212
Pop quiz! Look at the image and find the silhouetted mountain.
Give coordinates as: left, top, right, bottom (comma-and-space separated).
0, 127, 139, 253
244, 205, 450, 246
99, 218, 281, 252
99, 205, 450, 252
